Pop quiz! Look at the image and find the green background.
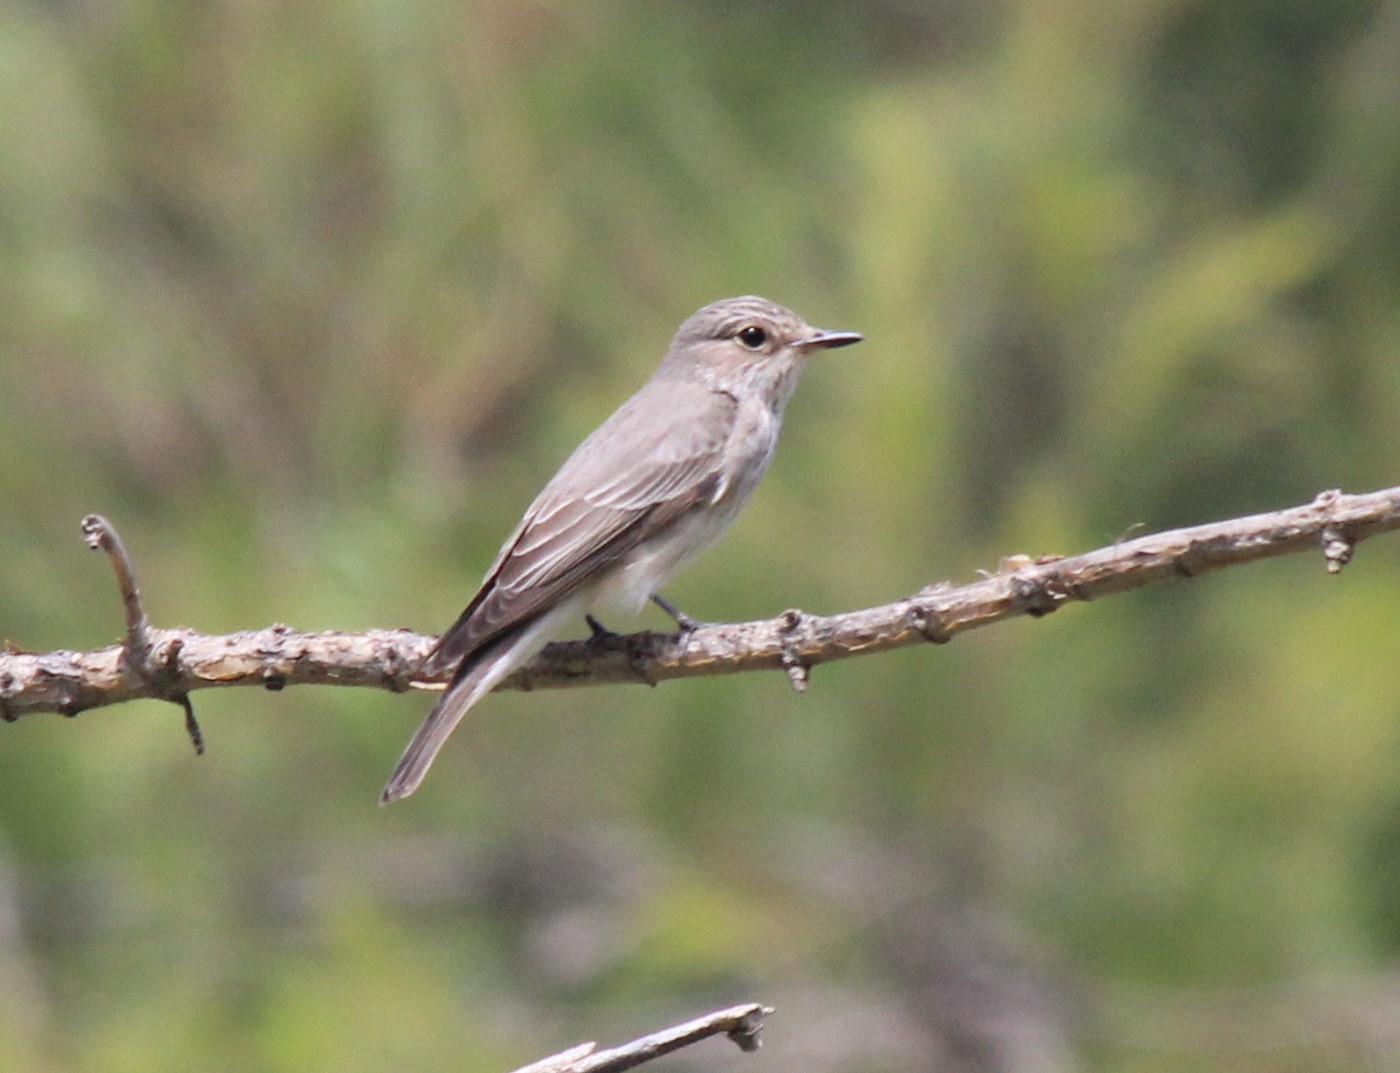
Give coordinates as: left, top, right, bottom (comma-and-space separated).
4, 2, 1400, 1070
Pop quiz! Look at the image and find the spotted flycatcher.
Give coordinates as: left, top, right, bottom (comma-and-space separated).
381, 296, 861, 802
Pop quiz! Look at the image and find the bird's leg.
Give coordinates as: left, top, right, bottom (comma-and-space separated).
651, 593, 707, 634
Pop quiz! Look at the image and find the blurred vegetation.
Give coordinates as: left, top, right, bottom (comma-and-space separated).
3, 1, 1400, 1070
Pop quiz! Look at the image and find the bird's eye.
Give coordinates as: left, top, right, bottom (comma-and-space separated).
736, 325, 768, 350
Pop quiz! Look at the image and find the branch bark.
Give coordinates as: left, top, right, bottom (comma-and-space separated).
1, 486, 1397, 729
507, 1003, 771, 1073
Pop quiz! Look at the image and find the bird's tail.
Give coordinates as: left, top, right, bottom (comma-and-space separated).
379, 638, 522, 804
380, 601, 577, 804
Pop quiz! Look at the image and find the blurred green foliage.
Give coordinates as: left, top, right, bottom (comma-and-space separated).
3, 1, 1400, 1070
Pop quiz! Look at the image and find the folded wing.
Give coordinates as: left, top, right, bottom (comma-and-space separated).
420, 383, 737, 679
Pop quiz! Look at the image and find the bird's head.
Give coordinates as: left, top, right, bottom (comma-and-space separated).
662, 295, 862, 407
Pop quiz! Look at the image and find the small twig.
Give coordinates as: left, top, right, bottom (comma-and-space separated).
778, 609, 810, 692
1315, 488, 1356, 574
1321, 524, 1354, 573
80, 514, 203, 753
507, 1003, 773, 1073
81, 514, 152, 662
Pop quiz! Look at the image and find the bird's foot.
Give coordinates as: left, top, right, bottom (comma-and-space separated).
651, 594, 708, 636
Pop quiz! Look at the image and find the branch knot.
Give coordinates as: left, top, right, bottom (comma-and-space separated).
778, 609, 810, 692
1010, 569, 1065, 618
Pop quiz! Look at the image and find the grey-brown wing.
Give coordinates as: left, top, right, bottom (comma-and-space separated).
421, 384, 737, 677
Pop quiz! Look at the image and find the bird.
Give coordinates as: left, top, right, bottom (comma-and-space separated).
380, 295, 862, 802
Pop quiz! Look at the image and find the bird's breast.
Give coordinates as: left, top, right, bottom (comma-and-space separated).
592, 398, 782, 616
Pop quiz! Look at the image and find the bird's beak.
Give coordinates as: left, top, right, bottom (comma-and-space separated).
800, 328, 863, 350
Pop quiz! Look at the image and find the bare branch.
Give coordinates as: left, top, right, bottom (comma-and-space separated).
2, 486, 1398, 728
507, 1003, 772, 1073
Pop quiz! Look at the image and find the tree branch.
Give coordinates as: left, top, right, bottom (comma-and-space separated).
2, 487, 1397, 732
506, 1003, 772, 1073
